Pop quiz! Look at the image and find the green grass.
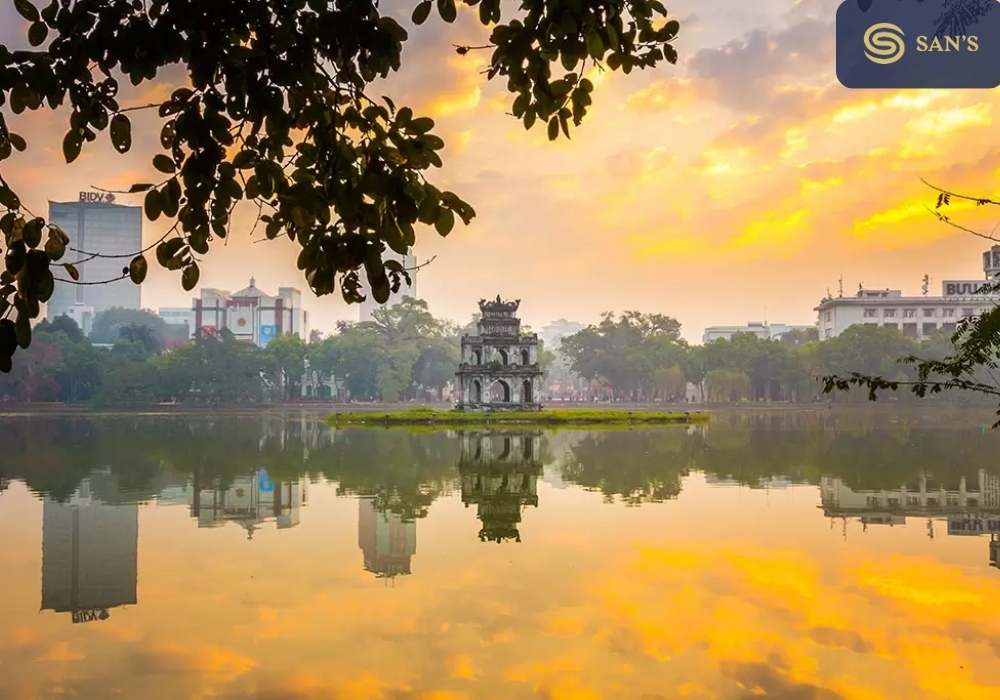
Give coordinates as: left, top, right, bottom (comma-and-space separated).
326, 407, 709, 427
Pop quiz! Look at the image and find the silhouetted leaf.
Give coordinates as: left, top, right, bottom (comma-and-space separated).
62, 130, 82, 164
27, 21, 47, 46
129, 255, 148, 284
110, 113, 132, 153
182, 264, 200, 291
412, 0, 432, 24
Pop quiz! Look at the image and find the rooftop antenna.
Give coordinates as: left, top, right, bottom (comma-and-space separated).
921, 274, 930, 296
838, 276, 844, 298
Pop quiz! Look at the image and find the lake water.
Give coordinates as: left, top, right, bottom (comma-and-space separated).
1, 410, 999, 699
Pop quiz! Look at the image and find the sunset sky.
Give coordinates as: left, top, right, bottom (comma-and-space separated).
3, 0, 1000, 341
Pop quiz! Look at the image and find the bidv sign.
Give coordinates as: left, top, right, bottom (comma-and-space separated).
837, 0, 1000, 88
78, 191, 115, 204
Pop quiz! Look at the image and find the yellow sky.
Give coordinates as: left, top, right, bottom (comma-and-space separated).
3, 1, 1000, 340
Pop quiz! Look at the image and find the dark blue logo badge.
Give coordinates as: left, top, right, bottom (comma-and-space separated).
837, 0, 1000, 88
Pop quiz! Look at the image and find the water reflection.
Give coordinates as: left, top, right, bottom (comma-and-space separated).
358, 498, 416, 578
822, 471, 1000, 569
190, 468, 308, 536
3, 411, 1000, 697
459, 432, 541, 543
41, 476, 137, 624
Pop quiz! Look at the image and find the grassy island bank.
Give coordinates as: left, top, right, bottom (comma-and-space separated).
327, 407, 709, 427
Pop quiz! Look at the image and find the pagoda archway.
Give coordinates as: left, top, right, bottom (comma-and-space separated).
491, 380, 511, 403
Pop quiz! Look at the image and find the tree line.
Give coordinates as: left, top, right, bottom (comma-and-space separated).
558, 311, 979, 404
0, 303, 979, 406
0, 297, 467, 405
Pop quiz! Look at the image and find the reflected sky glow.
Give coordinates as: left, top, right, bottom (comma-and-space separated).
0, 412, 998, 699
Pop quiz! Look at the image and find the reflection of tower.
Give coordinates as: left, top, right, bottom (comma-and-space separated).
358, 498, 416, 578
991, 534, 999, 570
41, 479, 137, 624
190, 468, 308, 538
459, 432, 541, 543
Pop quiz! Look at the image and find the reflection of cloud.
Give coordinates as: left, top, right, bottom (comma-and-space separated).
132, 642, 256, 682
33, 641, 85, 663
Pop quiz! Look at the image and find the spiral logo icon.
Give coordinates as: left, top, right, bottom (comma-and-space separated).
864, 22, 906, 64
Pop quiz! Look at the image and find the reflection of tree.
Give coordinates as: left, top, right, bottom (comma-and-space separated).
316, 429, 459, 522
459, 432, 541, 542
560, 429, 697, 504
4, 412, 1000, 526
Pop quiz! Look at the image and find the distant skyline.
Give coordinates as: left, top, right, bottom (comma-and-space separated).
4, 1, 1000, 341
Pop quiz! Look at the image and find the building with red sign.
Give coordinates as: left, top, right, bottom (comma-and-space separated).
159, 277, 308, 347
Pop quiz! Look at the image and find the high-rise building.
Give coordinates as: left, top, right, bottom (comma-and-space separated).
47, 193, 142, 325
358, 250, 417, 322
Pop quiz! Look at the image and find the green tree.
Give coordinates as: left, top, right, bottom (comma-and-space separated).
0, 0, 681, 372
818, 325, 917, 401
704, 368, 750, 403
264, 333, 308, 400
561, 311, 685, 400
90, 307, 170, 345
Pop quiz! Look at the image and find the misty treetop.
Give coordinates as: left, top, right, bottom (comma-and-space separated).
557, 314, 976, 405
0, 0, 681, 372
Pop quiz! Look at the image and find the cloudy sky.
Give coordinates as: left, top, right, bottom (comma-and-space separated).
3, 0, 1000, 340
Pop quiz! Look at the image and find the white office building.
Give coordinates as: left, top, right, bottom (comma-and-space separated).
162, 278, 310, 347
816, 246, 1000, 341
47, 193, 142, 324
702, 322, 815, 344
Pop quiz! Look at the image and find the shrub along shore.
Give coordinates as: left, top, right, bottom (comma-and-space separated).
327, 407, 709, 427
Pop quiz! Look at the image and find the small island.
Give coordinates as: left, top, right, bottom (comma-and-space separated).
326, 407, 708, 427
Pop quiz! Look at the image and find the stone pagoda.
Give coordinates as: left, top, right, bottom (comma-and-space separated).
456, 296, 544, 411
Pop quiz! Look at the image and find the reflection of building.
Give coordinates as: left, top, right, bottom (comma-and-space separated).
822, 471, 1000, 568
47, 195, 142, 323
816, 245, 1000, 340
190, 469, 308, 538
358, 498, 416, 578
185, 278, 309, 347
456, 297, 544, 410
359, 251, 417, 322
459, 432, 541, 542
41, 479, 137, 623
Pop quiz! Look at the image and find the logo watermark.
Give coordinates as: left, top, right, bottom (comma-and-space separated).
863, 22, 905, 64
837, 0, 1000, 88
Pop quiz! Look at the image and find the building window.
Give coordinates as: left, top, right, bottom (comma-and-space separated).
963, 307, 976, 317
823, 311, 832, 322
942, 308, 955, 318
902, 323, 918, 338
923, 308, 936, 318
883, 323, 898, 330
903, 309, 917, 318
863, 308, 878, 318
883, 309, 896, 318
922, 323, 937, 336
